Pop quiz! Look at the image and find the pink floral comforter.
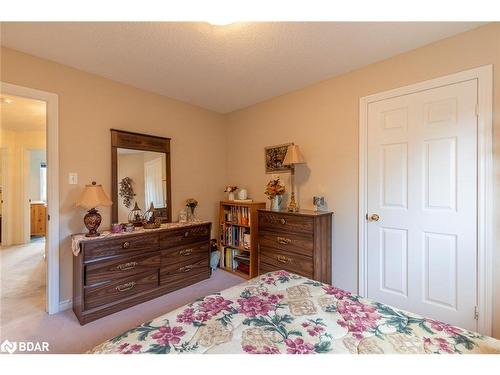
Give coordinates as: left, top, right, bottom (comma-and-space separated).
89, 271, 500, 354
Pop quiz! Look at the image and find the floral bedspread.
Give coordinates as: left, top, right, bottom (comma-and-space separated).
89, 271, 500, 354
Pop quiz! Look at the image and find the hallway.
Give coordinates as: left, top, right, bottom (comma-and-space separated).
0, 237, 45, 325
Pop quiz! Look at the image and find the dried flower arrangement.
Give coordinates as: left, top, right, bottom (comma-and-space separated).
264, 176, 286, 199
119, 177, 135, 208
185, 198, 198, 214
224, 185, 238, 193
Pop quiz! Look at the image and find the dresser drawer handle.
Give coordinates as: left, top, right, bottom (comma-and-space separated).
277, 236, 291, 245
179, 265, 193, 273
277, 255, 292, 264
116, 261, 138, 271
179, 248, 193, 256
279, 218, 286, 225
115, 281, 136, 292
122, 241, 130, 249
184, 231, 190, 238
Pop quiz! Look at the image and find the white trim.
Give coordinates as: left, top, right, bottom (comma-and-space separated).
23, 149, 31, 244
1, 147, 10, 245
1, 82, 60, 315
358, 65, 493, 336
58, 299, 72, 311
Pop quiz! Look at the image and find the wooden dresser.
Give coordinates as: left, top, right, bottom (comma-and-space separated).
31, 202, 47, 236
258, 209, 333, 284
73, 222, 211, 325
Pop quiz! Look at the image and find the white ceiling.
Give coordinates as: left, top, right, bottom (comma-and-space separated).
0, 94, 46, 131
0, 22, 485, 113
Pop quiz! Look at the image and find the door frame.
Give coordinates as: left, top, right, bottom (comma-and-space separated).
1, 81, 60, 315
1, 147, 9, 245
358, 65, 493, 335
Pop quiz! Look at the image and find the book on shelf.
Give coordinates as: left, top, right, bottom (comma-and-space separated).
223, 205, 251, 226
220, 246, 250, 275
221, 225, 250, 249
243, 233, 251, 250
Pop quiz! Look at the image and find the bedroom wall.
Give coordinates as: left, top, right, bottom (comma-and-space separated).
0, 128, 46, 245
0, 47, 227, 304
225, 23, 500, 338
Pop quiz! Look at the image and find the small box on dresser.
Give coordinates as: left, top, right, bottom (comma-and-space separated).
257, 209, 333, 284
72, 222, 211, 325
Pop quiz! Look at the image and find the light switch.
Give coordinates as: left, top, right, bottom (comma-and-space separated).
69, 173, 78, 185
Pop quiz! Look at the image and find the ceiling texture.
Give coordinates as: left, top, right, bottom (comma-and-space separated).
0, 94, 46, 131
0, 22, 485, 113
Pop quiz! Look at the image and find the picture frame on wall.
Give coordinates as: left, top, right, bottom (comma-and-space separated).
265, 142, 293, 173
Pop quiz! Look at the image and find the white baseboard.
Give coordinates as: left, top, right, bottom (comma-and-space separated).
58, 299, 72, 312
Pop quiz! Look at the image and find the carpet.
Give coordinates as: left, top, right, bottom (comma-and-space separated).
0, 266, 244, 354
0, 237, 46, 326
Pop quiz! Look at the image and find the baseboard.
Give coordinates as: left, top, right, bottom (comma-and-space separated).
58, 299, 72, 312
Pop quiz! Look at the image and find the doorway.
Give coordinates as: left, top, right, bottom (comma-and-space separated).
358, 66, 493, 335
0, 82, 59, 319
0, 94, 47, 324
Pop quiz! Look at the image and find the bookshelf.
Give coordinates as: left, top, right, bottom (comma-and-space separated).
218, 200, 266, 279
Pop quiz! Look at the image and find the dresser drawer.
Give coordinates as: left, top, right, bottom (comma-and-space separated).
159, 257, 209, 286
259, 262, 285, 275
259, 212, 314, 235
85, 252, 160, 286
84, 271, 158, 310
259, 230, 313, 257
159, 225, 210, 249
83, 234, 159, 261
161, 241, 209, 267
260, 247, 313, 278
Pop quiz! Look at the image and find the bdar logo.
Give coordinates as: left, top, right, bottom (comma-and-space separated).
1, 339, 17, 354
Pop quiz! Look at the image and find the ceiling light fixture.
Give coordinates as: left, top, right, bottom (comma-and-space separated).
0, 98, 13, 104
207, 18, 237, 26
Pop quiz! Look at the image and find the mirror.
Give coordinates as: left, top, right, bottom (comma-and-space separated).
111, 129, 172, 224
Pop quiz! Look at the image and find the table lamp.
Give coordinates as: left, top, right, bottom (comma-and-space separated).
75, 181, 113, 237
283, 144, 306, 212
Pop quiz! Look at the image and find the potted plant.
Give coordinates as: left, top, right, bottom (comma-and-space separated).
185, 198, 198, 221
264, 176, 286, 211
224, 185, 238, 201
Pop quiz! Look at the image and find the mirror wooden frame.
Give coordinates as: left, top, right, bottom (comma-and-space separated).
111, 129, 172, 223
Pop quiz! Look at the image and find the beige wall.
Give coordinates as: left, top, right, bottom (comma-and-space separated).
225, 23, 500, 337
1, 47, 227, 303
1, 23, 499, 337
0, 128, 46, 245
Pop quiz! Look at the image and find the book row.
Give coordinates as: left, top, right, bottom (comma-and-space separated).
220, 224, 251, 249
223, 206, 251, 226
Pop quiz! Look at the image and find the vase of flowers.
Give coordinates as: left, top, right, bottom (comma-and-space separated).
264, 176, 285, 211
185, 198, 198, 221
224, 185, 238, 201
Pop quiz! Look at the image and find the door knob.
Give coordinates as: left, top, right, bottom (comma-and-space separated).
369, 214, 380, 222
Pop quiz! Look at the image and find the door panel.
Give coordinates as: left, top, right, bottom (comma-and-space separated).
381, 143, 408, 208
380, 227, 408, 296
366, 79, 477, 331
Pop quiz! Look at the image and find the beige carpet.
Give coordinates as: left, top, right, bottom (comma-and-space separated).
0, 237, 46, 326
0, 261, 244, 354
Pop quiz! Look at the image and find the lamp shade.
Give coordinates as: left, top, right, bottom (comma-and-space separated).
75, 182, 113, 210
283, 144, 306, 165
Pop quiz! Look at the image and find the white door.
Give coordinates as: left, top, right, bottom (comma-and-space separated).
366, 79, 478, 330
144, 157, 165, 209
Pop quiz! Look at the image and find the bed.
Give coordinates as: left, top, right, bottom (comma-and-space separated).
89, 271, 500, 354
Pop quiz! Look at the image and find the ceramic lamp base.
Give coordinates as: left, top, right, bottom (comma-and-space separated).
84, 208, 102, 237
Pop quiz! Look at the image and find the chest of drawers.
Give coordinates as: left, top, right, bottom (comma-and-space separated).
73, 222, 211, 325
258, 210, 332, 284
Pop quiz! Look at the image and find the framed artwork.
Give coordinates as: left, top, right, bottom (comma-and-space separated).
265, 142, 293, 173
